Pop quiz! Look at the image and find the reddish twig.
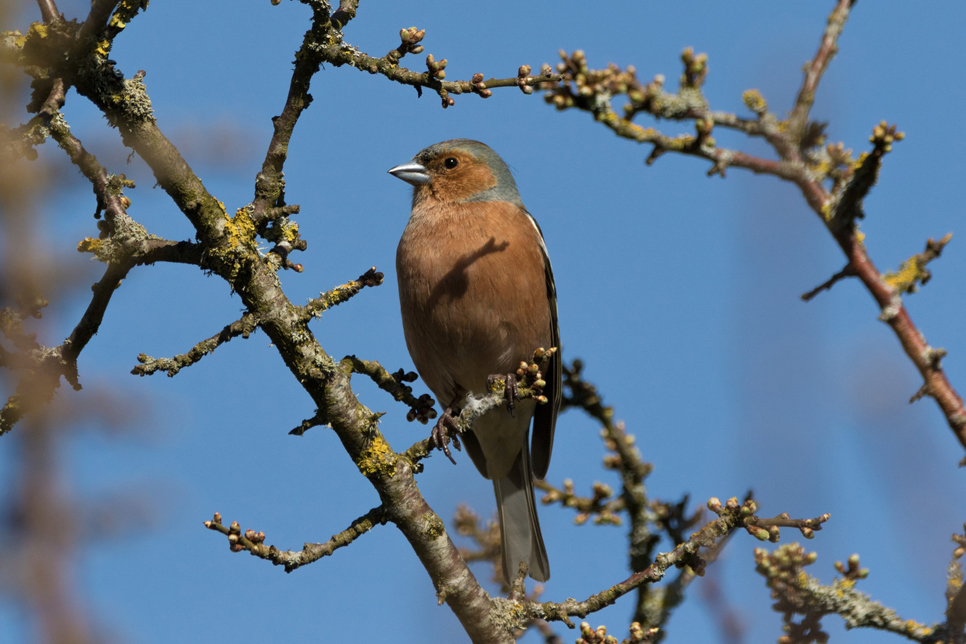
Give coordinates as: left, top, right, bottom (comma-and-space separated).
544, 1, 966, 456
801, 264, 855, 301
788, 0, 854, 138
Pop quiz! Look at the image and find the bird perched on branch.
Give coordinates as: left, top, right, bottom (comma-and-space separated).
389, 139, 561, 584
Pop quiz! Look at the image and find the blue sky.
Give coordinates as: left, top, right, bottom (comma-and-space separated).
3, 1, 966, 642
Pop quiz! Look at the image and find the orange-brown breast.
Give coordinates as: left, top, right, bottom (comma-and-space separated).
396, 200, 552, 409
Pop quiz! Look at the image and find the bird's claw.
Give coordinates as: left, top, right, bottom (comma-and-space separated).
488, 373, 518, 417
431, 407, 461, 464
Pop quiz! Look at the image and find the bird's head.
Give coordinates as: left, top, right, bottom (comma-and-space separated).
388, 139, 524, 208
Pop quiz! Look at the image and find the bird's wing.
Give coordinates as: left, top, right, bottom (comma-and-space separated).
525, 210, 559, 480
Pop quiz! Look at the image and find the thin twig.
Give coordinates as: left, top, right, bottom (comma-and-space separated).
203, 506, 389, 572
801, 264, 855, 301
546, 1, 966, 455
788, 0, 854, 138
132, 313, 259, 377
301, 268, 384, 321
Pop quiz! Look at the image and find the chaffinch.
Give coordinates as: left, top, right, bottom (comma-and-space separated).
389, 139, 560, 584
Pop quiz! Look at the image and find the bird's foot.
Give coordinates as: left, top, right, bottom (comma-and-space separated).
487, 372, 518, 417
431, 406, 462, 465
503, 348, 557, 407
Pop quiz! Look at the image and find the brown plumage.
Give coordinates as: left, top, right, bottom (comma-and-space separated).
389, 140, 560, 583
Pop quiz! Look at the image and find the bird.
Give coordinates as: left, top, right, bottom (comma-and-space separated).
389, 139, 561, 584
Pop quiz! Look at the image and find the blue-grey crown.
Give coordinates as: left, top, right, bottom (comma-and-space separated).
415, 139, 524, 208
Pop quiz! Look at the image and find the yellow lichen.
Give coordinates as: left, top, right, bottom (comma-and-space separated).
742, 89, 766, 113
423, 513, 445, 539
26, 22, 48, 40
357, 435, 397, 478
222, 210, 256, 251
109, 0, 150, 30
280, 222, 300, 244
77, 237, 103, 253
821, 202, 833, 222
884, 257, 924, 294
810, 159, 831, 176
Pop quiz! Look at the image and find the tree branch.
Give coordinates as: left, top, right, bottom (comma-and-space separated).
36, 0, 61, 24
251, 1, 339, 218
755, 546, 942, 642
788, 0, 854, 139
301, 267, 384, 321
539, 1, 966, 457
203, 506, 389, 573
522, 500, 828, 628
801, 264, 855, 301
132, 312, 259, 377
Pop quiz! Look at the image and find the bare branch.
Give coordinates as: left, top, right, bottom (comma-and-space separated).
522, 499, 826, 628
948, 583, 966, 644
883, 233, 953, 295
755, 546, 941, 642
132, 313, 259, 377
36, 0, 61, 24
301, 267, 384, 321
801, 264, 855, 301
203, 507, 389, 572
788, 0, 854, 139
541, 4, 966, 457
340, 356, 437, 427
251, 2, 339, 218
331, 0, 359, 28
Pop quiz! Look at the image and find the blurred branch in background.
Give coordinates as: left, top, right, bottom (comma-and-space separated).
0, 100, 95, 641
0, 79, 148, 643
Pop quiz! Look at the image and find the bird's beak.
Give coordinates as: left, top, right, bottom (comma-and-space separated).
388, 161, 430, 186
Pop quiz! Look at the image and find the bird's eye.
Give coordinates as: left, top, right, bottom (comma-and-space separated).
444, 157, 459, 169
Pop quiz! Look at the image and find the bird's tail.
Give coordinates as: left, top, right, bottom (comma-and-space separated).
493, 441, 550, 583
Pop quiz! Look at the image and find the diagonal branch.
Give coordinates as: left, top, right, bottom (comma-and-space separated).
131, 312, 259, 377
756, 546, 941, 642
520, 500, 827, 628
203, 506, 389, 573
301, 267, 384, 321
801, 264, 855, 301
787, 0, 854, 140
252, 1, 341, 218
36, 0, 61, 24
541, 1, 966, 457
